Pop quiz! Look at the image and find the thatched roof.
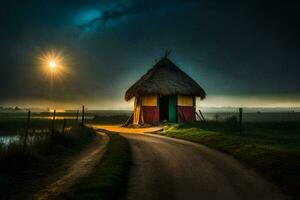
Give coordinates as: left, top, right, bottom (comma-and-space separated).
125, 57, 206, 101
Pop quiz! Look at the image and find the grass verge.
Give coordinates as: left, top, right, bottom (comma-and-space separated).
158, 122, 300, 199
0, 124, 97, 199
68, 132, 131, 200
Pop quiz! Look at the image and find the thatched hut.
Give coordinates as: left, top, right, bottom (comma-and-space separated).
125, 56, 206, 126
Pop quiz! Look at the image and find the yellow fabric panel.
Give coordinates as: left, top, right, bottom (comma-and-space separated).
142, 95, 157, 106
133, 97, 140, 125
133, 97, 144, 125
177, 95, 194, 106
133, 106, 140, 125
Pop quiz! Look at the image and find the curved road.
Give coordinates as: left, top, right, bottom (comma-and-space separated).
121, 133, 288, 200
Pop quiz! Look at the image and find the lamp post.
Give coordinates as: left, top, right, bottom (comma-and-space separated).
38, 50, 64, 111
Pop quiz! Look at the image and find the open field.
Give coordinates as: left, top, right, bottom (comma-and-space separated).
0, 112, 132, 199
0, 112, 299, 199
1, 110, 300, 122
0, 118, 74, 136
0, 111, 129, 136
158, 121, 300, 198
0, 124, 98, 199
202, 112, 300, 122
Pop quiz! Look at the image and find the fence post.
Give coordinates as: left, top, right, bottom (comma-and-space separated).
198, 110, 206, 122
81, 105, 85, 126
62, 118, 66, 134
76, 110, 79, 121
51, 110, 56, 144
239, 108, 243, 134
195, 111, 202, 121
23, 110, 31, 150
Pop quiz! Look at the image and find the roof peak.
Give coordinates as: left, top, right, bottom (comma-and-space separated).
164, 49, 172, 58
125, 54, 206, 101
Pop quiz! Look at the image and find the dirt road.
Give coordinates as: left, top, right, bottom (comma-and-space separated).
122, 133, 288, 200
36, 132, 109, 200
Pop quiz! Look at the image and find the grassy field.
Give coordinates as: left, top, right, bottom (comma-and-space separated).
0, 124, 98, 199
0, 118, 76, 136
158, 121, 300, 198
68, 132, 131, 200
0, 111, 130, 129
0, 111, 130, 135
0, 113, 130, 199
1, 113, 299, 198
86, 115, 129, 125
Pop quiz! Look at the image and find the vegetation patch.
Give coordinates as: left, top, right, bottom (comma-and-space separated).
0, 124, 97, 199
87, 115, 130, 125
68, 132, 131, 200
158, 122, 300, 198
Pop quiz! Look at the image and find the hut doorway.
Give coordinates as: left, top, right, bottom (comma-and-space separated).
159, 95, 177, 122
159, 96, 169, 121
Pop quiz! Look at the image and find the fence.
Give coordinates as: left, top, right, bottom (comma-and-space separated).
196, 108, 243, 133
20, 105, 86, 151
196, 108, 300, 123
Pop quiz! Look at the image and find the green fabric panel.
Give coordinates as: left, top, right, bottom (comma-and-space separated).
137, 96, 142, 105
193, 96, 195, 106
168, 95, 177, 122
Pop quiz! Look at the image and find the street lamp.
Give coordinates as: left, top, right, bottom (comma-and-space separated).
38, 49, 67, 75
37, 50, 69, 111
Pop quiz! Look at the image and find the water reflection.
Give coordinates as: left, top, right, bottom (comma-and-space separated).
0, 135, 19, 145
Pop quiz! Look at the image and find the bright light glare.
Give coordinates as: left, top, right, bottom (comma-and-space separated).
49, 60, 57, 68
37, 50, 69, 77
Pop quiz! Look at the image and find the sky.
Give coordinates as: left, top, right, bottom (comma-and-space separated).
0, 0, 299, 109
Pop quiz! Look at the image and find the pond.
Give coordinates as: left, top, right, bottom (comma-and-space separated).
0, 135, 19, 145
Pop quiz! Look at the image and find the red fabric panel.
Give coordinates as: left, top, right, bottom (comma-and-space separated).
177, 106, 196, 122
142, 106, 159, 125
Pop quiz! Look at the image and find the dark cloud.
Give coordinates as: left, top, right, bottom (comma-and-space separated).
79, 0, 198, 29
0, 0, 299, 106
